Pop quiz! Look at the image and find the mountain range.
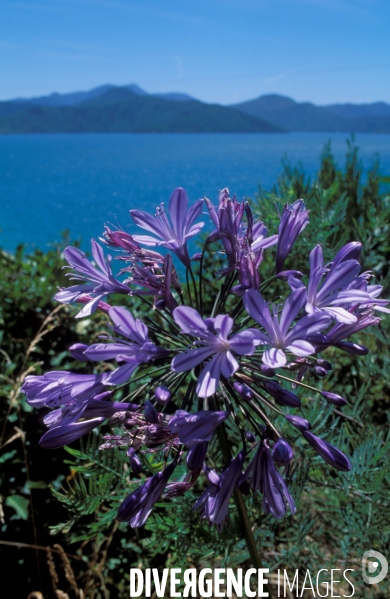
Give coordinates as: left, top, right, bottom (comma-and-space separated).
0, 84, 389, 134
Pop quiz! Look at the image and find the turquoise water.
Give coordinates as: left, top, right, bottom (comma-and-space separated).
0, 132, 389, 252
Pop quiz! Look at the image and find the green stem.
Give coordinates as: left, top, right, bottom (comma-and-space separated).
233, 488, 264, 570
213, 417, 263, 572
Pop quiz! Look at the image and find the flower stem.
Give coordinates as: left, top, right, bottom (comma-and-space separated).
214, 417, 264, 574
233, 488, 263, 570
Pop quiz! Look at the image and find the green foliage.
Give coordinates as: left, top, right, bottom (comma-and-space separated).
0, 138, 389, 597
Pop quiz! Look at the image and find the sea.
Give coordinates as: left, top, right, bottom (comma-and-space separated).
0, 132, 389, 253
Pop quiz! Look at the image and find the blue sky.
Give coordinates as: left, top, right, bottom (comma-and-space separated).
1, 0, 390, 105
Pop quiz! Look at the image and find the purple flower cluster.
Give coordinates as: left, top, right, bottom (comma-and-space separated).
22, 186, 388, 531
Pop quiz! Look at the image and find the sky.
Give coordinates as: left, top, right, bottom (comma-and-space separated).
1, 0, 390, 105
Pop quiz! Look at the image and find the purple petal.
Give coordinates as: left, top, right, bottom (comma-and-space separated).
213, 314, 234, 339
130, 209, 164, 238
286, 312, 331, 343
321, 391, 347, 406
219, 351, 239, 378
285, 339, 315, 357
74, 295, 106, 318
169, 187, 188, 238
106, 362, 138, 385
333, 242, 362, 267
84, 342, 136, 361
229, 331, 256, 355
251, 233, 279, 251
322, 306, 357, 324
109, 306, 148, 342
171, 346, 215, 372
279, 288, 307, 336
318, 260, 361, 300
184, 222, 204, 239
173, 305, 207, 334
184, 198, 204, 232
262, 348, 286, 369
131, 234, 160, 246
196, 354, 223, 398
39, 417, 104, 449
244, 289, 275, 338
285, 414, 312, 431
91, 240, 109, 274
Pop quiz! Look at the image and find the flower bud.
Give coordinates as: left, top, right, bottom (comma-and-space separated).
313, 366, 328, 377
285, 414, 311, 431
262, 380, 301, 407
233, 381, 253, 400
127, 447, 142, 474
144, 400, 159, 424
155, 300, 166, 310
316, 359, 332, 371
207, 469, 220, 486
303, 431, 351, 471
320, 391, 347, 407
272, 438, 294, 465
245, 431, 256, 443
335, 341, 369, 355
69, 343, 90, 361
155, 385, 171, 405
259, 365, 276, 378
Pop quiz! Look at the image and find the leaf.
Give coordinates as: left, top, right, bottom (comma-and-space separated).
0, 449, 17, 464
5, 494, 29, 520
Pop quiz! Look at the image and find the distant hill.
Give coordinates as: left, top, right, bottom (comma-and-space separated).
8, 83, 195, 107
325, 102, 390, 119
0, 87, 282, 133
1, 85, 390, 134
232, 94, 390, 133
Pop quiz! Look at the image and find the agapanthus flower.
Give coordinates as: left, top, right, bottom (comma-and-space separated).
130, 187, 204, 268
55, 240, 130, 317
76, 305, 168, 384
300, 244, 370, 323
171, 307, 258, 397
21, 370, 137, 448
244, 287, 331, 368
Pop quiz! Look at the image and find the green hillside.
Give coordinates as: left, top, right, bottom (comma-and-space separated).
0, 88, 282, 133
